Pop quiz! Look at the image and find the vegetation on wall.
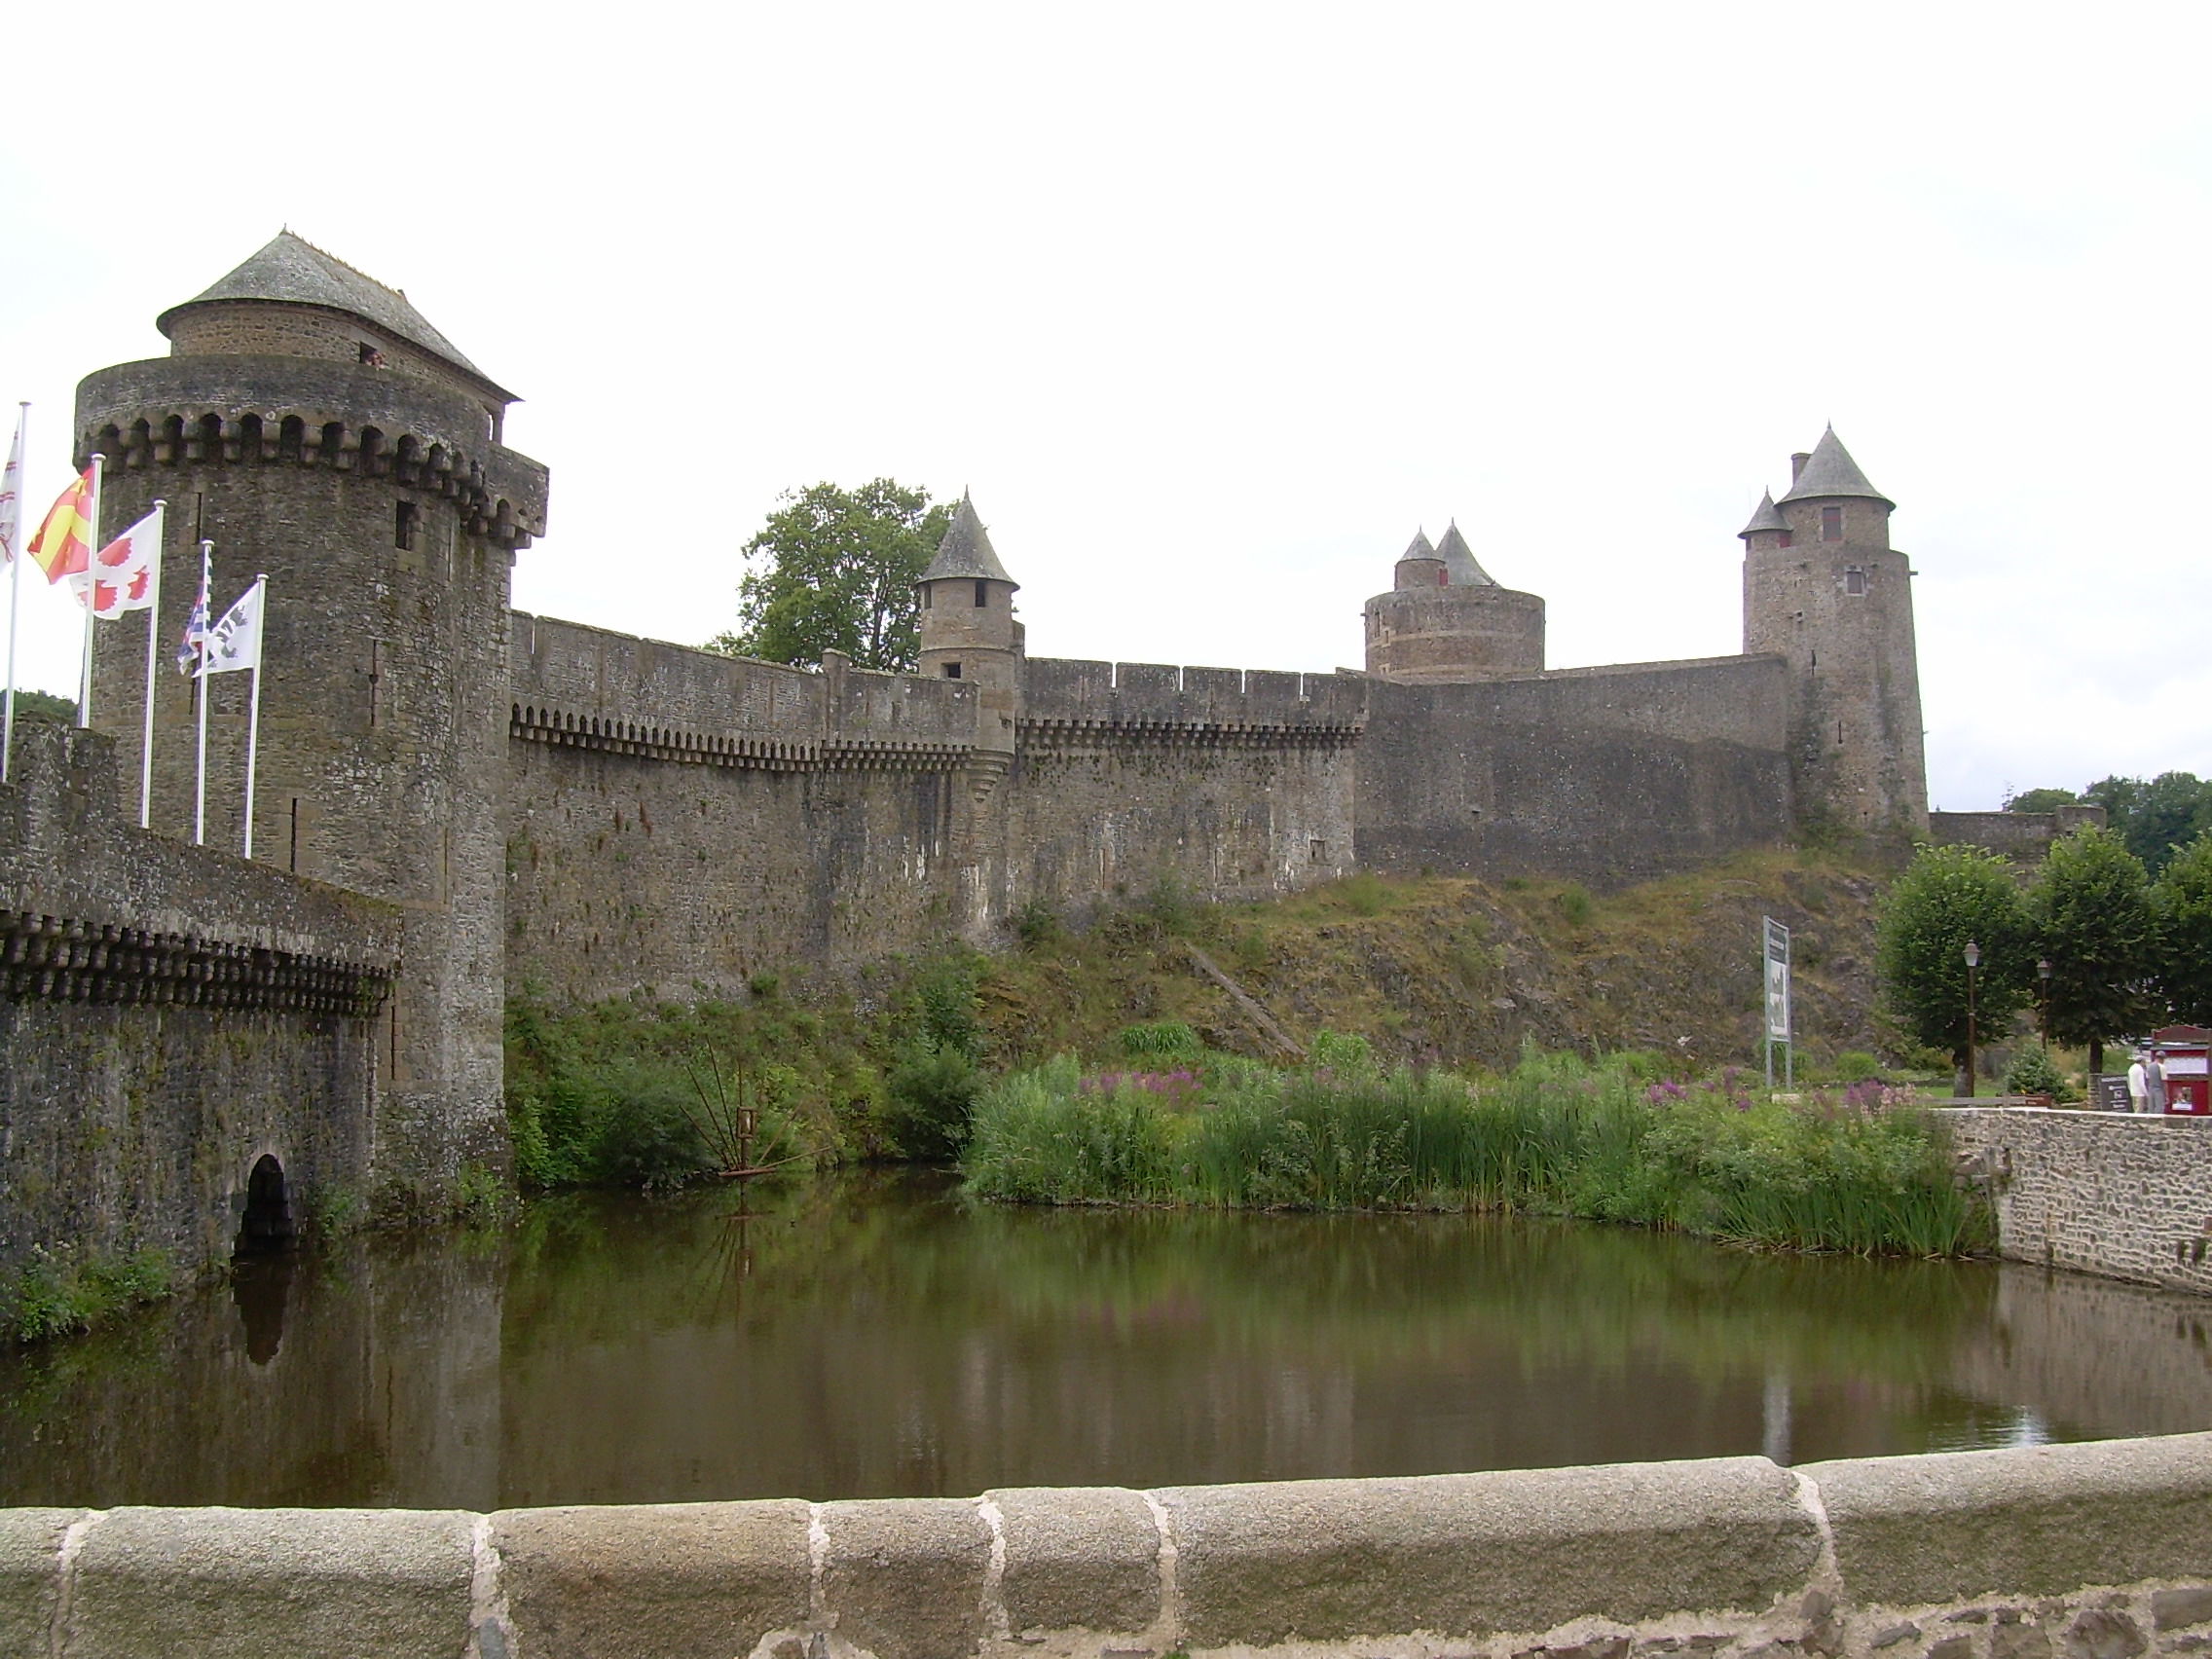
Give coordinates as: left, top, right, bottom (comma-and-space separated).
0, 1244, 172, 1345
705, 479, 953, 673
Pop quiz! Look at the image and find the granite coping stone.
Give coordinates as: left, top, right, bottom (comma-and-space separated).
988, 1486, 1163, 1638
819, 1496, 993, 1659
1801, 1432, 2212, 1607
0, 1508, 79, 1659
1156, 1455, 1823, 1648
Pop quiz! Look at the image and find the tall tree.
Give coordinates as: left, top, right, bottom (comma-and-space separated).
709, 480, 952, 673
2027, 826, 2160, 1074
2005, 787, 2080, 814
2084, 772, 2212, 876
1876, 844, 2033, 1093
2153, 830, 2212, 1025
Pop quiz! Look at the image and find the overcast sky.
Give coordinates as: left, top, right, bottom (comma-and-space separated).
4, 1, 2206, 810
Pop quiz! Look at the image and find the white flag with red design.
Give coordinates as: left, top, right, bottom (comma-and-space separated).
72, 507, 162, 617
0, 413, 22, 568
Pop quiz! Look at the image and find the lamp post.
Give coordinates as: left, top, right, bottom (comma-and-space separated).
2037, 958, 2052, 1052
1963, 940, 1981, 1099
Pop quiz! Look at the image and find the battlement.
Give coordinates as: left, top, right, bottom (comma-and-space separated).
77, 355, 547, 547
1021, 658, 1368, 746
510, 614, 977, 774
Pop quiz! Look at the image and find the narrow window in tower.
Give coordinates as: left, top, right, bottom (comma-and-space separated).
974, 579, 988, 608
921, 587, 932, 609
1837, 719, 1846, 746
394, 500, 419, 551
1778, 530, 1793, 548
1309, 838, 1327, 864
1845, 567, 1867, 596
943, 662, 962, 679
357, 341, 386, 368
1821, 506, 1843, 542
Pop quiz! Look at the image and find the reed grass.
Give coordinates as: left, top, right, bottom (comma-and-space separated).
962, 1048, 1991, 1257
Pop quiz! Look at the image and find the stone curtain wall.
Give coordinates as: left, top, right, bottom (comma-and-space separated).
1355, 655, 1793, 888
0, 725, 397, 1281
2, 1434, 2208, 1658
1943, 1109, 2212, 1295
506, 617, 976, 1001
1006, 660, 1366, 918
1928, 809, 2110, 864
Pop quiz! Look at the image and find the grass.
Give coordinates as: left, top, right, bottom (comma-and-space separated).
963, 1047, 1991, 1257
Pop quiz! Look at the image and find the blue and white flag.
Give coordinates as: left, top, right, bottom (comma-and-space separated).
175, 549, 209, 675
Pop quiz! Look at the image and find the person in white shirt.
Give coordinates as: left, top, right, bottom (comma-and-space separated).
2127, 1051, 2150, 1113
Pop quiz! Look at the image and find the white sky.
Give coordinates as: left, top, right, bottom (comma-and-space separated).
4, 0, 2207, 811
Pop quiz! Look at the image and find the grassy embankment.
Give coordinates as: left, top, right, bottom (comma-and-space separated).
501, 848, 1994, 1256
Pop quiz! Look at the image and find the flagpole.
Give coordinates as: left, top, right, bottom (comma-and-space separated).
137, 499, 166, 829
194, 540, 211, 847
240, 574, 267, 860
2, 402, 25, 785
76, 453, 103, 728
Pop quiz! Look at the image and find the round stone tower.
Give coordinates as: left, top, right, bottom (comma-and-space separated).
916, 491, 1023, 794
76, 232, 549, 1204
1740, 427, 1927, 833
1363, 521, 1544, 682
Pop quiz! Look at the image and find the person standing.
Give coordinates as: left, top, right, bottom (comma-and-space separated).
2128, 1049, 2150, 1113
2145, 1048, 2169, 1116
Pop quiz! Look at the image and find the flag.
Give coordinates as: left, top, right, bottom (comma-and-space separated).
72, 507, 161, 618
176, 558, 210, 675
0, 415, 22, 569
201, 580, 262, 676
26, 469, 93, 583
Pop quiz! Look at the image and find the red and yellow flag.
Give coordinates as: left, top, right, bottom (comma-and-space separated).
27, 469, 93, 583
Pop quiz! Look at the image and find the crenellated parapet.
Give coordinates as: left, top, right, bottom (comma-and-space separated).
77, 355, 547, 549
0, 911, 389, 1016
1019, 658, 1369, 751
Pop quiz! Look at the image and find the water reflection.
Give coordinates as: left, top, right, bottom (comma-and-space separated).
2, 1170, 2208, 1509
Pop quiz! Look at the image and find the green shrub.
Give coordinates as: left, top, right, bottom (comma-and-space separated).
884, 1044, 982, 1160
2, 1245, 173, 1344
1832, 1051, 1884, 1084
1555, 883, 1595, 925
2003, 1046, 2071, 1101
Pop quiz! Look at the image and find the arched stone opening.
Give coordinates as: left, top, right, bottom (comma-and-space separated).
236, 1154, 295, 1255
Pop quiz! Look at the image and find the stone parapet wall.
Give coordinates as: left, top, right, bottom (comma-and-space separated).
1021, 658, 1368, 739
0, 724, 398, 1279
1943, 1109, 2212, 1294
2, 1434, 2207, 1658
1928, 808, 2109, 863
512, 615, 978, 766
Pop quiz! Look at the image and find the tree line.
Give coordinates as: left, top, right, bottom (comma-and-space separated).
1879, 826, 2212, 1088
2008, 773, 2212, 876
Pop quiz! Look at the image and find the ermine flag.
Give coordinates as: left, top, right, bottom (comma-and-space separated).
201, 580, 263, 676
73, 508, 162, 617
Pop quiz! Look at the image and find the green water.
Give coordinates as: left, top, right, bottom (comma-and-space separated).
2, 1170, 2207, 1509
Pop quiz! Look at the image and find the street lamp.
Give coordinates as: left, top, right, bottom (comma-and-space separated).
2037, 958, 2052, 1052
1963, 940, 1981, 1099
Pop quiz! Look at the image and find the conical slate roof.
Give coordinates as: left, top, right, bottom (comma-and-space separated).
1738, 490, 1789, 539
1776, 426, 1894, 509
919, 491, 1016, 586
157, 232, 513, 399
1433, 520, 1498, 586
1400, 529, 1437, 563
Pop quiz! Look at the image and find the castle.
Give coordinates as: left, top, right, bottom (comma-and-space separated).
5, 233, 1928, 1264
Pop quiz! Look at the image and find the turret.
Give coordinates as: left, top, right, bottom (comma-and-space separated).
1364, 519, 1544, 682
1741, 427, 1927, 832
916, 491, 1023, 759
76, 232, 548, 1206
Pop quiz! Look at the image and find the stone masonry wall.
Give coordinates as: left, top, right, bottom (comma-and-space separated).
1356, 655, 1793, 887
2, 1433, 2207, 1658
1943, 1108, 2212, 1295
1929, 808, 2110, 864
505, 617, 976, 1001
1003, 660, 1366, 923
0, 724, 397, 1283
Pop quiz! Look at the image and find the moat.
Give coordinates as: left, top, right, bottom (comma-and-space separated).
3, 1170, 2208, 1511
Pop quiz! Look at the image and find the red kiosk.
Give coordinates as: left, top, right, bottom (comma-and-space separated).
2151, 1026, 2211, 1115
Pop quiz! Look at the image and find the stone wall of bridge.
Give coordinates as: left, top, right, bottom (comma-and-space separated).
3, 1434, 2208, 1658
0, 723, 397, 1284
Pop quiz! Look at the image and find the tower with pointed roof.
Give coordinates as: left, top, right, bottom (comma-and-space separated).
1740, 427, 1927, 831
1363, 520, 1545, 682
75, 231, 549, 1206
916, 491, 1024, 787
